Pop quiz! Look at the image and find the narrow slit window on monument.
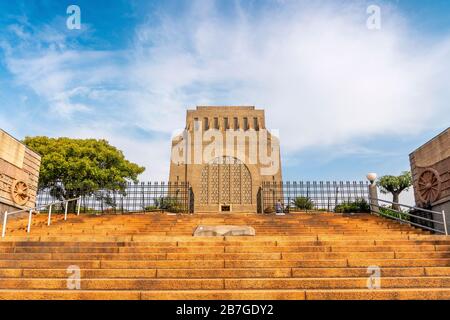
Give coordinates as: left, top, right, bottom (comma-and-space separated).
204, 117, 209, 131
194, 118, 199, 130
214, 117, 219, 129
224, 117, 229, 129
243, 117, 248, 130
253, 117, 259, 130
234, 117, 239, 129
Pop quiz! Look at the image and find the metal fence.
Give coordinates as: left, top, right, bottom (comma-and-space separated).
36, 180, 368, 214
261, 181, 370, 213
36, 182, 191, 214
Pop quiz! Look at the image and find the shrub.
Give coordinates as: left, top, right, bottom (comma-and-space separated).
292, 197, 314, 210
335, 199, 370, 213
155, 198, 184, 213
379, 206, 410, 221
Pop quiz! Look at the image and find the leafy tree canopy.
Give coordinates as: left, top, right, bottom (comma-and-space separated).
377, 171, 412, 195
376, 171, 412, 210
23, 136, 145, 196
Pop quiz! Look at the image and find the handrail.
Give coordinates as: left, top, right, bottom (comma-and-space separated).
370, 198, 443, 215
369, 197, 448, 235
2, 197, 81, 238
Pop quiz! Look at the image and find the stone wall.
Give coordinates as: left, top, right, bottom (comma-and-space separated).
0, 129, 41, 214
410, 128, 450, 206
410, 128, 450, 232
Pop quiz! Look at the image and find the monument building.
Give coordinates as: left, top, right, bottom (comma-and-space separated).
0, 129, 41, 216
169, 106, 282, 213
410, 127, 450, 232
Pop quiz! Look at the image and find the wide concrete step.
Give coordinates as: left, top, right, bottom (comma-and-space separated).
1, 277, 450, 290
0, 252, 285, 260
303, 288, 450, 300
347, 259, 450, 267
1, 288, 447, 300
0, 267, 445, 278
7, 258, 442, 269
11, 250, 450, 260
0, 289, 141, 300
224, 277, 450, 289
3, 237, 450, 245
226, 258, 450, 268
6, 244, 446, 253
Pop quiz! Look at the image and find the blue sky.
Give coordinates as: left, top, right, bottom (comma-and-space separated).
0, 0, 449, 185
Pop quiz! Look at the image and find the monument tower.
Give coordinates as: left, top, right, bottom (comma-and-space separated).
169, 106, 282, 213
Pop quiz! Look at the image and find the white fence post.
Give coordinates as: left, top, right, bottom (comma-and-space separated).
443, 210, 448, 236
77, 198, 81, 216
64, 201, 68, 221
2, 211, 8, 238
47, 205, 52, 226
27, 209, 33, 233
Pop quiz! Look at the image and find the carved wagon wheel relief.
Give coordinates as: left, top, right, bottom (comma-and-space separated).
10, 180, 30, 206
417, 168, 441, 204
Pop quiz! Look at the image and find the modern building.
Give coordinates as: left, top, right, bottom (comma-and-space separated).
169, 106, 282, 213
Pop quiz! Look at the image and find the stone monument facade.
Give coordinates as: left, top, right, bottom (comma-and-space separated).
0, 129, 41, 215
409, 127, 450, 232
169, 106, 282, 213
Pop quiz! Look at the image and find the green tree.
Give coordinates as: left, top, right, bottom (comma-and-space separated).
377, 171, 412, 211
23, 136, 145, 209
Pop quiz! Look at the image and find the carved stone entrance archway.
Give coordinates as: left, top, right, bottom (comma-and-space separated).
199, 156, 252, 209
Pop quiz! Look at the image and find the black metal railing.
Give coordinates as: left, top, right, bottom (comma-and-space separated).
260, 181, 370, 213
369, 198, 448, 235
36, 182, 191, 214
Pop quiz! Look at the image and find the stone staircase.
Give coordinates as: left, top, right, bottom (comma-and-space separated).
0, 212, 449, 299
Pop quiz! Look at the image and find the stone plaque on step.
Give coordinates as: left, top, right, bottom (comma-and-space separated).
193, 225, 255, 236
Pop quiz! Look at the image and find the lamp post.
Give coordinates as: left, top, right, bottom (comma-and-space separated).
367, 173, 379, 214
366, 173, 377, 185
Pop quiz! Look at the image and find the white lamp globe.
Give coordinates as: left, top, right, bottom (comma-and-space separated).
366, 173, 377, 184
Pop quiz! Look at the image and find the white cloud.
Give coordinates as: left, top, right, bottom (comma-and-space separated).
131, 0, 450, 152
2, 0, 450, 179
4, 49, 123, 117
55, 124, 170, 181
